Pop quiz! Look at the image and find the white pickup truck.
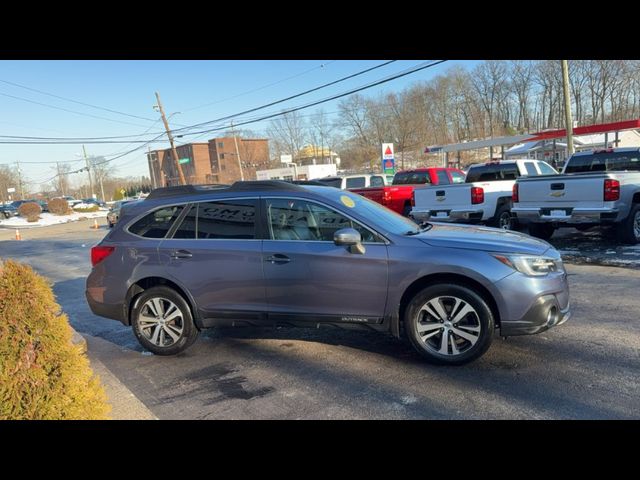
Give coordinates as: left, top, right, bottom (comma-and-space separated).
512, 148, 640, 243
411, 159, 558, 230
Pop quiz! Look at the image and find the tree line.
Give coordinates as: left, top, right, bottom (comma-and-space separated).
267, 60, 640, 170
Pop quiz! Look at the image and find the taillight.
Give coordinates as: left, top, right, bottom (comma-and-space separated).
471, 187, 484, 205
512, 183, 519, 203
383, 190, 392, 203
411, 191, 416, 207
604, 179, 620, 201
91, 245, 115, 267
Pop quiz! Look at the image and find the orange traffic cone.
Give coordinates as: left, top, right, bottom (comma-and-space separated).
92, 219, 99, 229
15, 229, 21, 240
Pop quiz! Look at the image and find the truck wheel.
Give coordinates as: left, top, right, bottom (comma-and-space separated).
131, 286, 199, 356
616, 204, 640, 245
404, 284, 494, 365
528, 223, 555, 240
490, 204, 514, 230
402, 203, 412, 217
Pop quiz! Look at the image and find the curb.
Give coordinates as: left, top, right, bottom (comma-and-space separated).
70, 326, 158, 420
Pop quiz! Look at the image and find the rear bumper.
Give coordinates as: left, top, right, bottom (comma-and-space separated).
411, 208, 484, 223
512, 206, 619, 224
85, 289, 127, 325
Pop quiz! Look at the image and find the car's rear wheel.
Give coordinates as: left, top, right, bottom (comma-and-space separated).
404, 284, 494, 365
131, 286, 199, 355
528, 222, 555, 240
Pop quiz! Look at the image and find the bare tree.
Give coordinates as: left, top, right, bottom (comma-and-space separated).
0, 165, 19, 204
266, 111, 307, 161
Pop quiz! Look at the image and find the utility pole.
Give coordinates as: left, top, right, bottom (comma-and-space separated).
148, 147, 157, 189
231, 121, 244, 181
16, 160, 24, 199
56, 162, 65, 196
154, 92, 186, 185
82, 145, 95, 199
561, 60, 575, 156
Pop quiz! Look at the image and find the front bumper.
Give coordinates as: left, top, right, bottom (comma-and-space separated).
411, 208, 484, 223
500, 295, 571, 336
512, 206, 619, 225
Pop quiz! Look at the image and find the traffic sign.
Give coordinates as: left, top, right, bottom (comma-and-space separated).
7, 187, 15, 193
179, 158, 190, 164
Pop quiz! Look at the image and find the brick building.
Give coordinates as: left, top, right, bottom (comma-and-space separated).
148, 137, 270, 187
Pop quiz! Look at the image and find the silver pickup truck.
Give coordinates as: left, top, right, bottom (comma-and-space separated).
512, 147, 640, 243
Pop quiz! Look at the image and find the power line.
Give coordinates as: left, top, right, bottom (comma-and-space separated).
182, 60, 447, 137
0, 77, 158, 123
0, 91, 154, 128
182, 61, 336, 112
171, 60, 398, 134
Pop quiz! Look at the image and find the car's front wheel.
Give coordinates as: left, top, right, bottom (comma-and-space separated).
131, 286, 199, 355
404, 284, 494, 365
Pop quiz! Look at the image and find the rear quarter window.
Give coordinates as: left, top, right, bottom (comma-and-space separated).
128, 205, 185, 238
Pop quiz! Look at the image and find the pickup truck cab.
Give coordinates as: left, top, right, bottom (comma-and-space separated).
411, 159, 557, 230
351, 168, 465, 216
512, 147, 640, 243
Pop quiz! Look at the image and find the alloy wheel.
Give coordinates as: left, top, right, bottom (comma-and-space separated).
634, 210, 640, 240
415, 296, 481, 356
499, 212, 512, 230
138, 297, 184, 347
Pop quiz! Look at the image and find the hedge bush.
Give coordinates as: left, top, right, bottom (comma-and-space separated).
74, 205, 99, 213
48, 198, 70, 215
0, 260, 110, 419
17, 202, 42, 222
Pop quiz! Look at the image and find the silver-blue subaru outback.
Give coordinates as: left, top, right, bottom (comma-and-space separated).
86, 181, 571, 365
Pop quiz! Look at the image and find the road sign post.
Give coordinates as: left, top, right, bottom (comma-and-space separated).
381, 143, 395, 175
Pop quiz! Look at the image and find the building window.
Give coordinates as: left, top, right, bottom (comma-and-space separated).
220, 153, 225, 159
218, 142, 224, 148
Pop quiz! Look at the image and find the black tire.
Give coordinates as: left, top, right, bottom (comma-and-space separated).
108, 221, 114, 228
404, 284, 494, 365
489, 204, 514, 230
528, 222, 555, 240
616, 204, 640, 245
131, 286, 199, 355
402, 203, 412, 217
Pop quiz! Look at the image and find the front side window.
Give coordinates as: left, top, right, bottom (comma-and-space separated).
524, 162, 538, 176
196, 200, 257, 239
266, 198, 380, 243
129, 205, 185, 238
537, 162, 557, 175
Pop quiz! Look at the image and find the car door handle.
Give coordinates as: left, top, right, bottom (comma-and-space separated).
265, 254, 291, 264
170, 249, 193, 259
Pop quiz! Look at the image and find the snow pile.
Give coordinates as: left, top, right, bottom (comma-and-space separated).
0, 210, 108, 228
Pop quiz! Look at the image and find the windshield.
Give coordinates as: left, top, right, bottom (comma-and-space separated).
313, 188, 421, 235
564, 151, 640, 173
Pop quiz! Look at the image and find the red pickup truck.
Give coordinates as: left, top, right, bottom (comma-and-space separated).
350, 168, 465, 216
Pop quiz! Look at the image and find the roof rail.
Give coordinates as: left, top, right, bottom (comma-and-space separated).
228, 180, 305, 191
146, 184, 230, 200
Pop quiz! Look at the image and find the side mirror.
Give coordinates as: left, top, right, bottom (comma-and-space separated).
334, 228, 365, 254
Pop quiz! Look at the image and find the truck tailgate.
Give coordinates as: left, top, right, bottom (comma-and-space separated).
413, 183, 471, 214
517, 174, 605, 208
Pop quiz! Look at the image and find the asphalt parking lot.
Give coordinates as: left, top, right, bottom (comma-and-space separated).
1, 219, 639, 419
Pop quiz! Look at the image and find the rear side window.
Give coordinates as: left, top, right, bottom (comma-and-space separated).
346, 177, 366, 188
450, 171, 466, 183
129, 205, 184, 238
564, 152, 640, 173
370, 175, 384, 187
172, 205, 197, 239
436, 170, 451, 185
466, 164, 519, 182
524, 162, 538, 176
393, 172, 431, 185
196, 199, 257, 239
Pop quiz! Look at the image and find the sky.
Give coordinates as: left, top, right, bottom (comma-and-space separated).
0, 60, 480, 190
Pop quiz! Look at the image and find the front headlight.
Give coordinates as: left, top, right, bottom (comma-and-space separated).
492, 254, 564, 276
